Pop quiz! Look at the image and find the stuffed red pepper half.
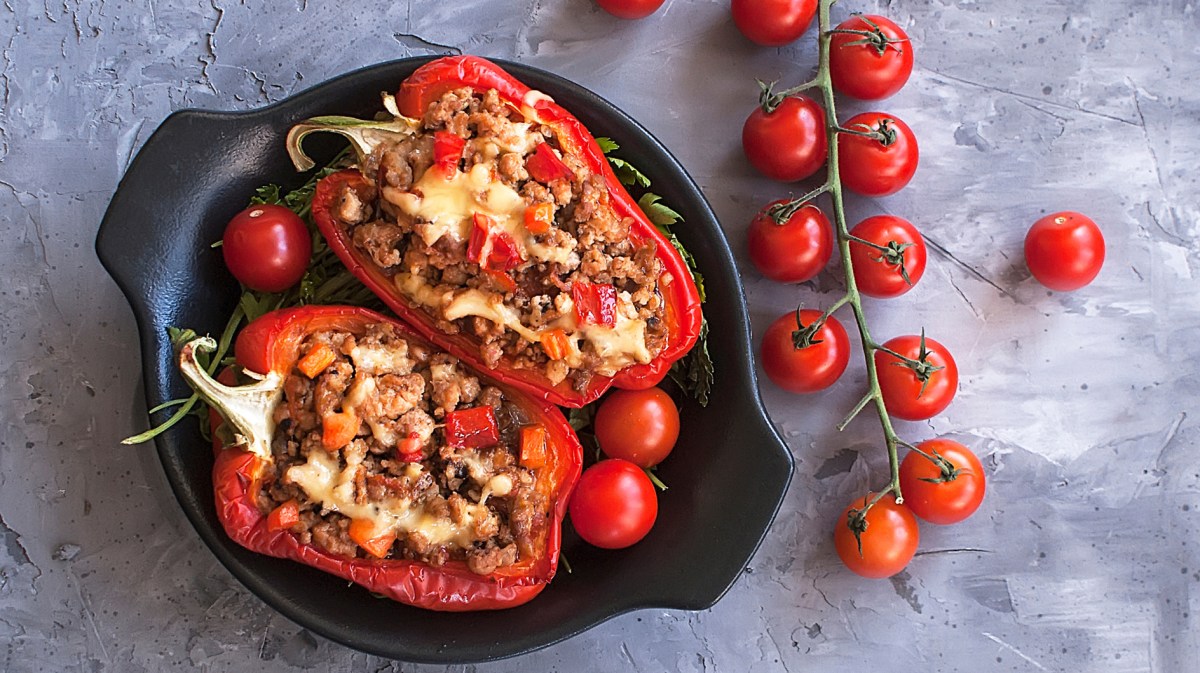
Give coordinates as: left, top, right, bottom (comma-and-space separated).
178, 306, 582, 611
286, 56, 703, 407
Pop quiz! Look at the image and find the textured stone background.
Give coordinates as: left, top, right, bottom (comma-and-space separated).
2, 0, 1198, 670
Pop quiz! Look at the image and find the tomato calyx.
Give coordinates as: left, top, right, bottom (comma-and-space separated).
838, 117, 898, 147
847, 233, 915, 285
901, 439, 963, 484
755, 78, 815, 115
875, 329, 944, 397
826, 13, 911, 56
790, 306, 829, 349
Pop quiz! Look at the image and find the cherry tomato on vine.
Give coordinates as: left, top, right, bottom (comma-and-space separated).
743, 94, 827, 182
222, 204, 312, 293
899, 439, 986, 525
1024, 211, 1105, 291
569, 459, 658, 549
731, 0, 817, 46
837, 111, 918, 197
833, 493, 919, 579
874, 333, 958, 421
848, 215, 927, 298
748, 200, 833, 283
760, 309, 849, 394
829, 15, 914, 100
595, 0, 665, 19
594, 387, 680, 468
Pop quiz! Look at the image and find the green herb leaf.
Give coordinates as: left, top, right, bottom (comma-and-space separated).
594, 137, 620, 154
667, 318, 713, 407
609, 156, 652, 188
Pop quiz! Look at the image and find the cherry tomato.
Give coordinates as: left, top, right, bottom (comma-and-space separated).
833, 493, 919, 578
848, 215, 927, 298
875, 333, 957, 421
838, 112, 918, 197
829, 15, 914, 100
899, 439, 986, 525
748, 201, 832, 283
222, 204, 312, 293
1024, 211, 1105, 291
595, 0, 665, 19
760, 309, 849, 394
569, 459, 658, 549
731, 0, 817, 46
594, 387, 680, 468
743, 94, 827, 182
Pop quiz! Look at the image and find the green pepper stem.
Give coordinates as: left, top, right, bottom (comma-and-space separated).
177, 337, 284, 461
286, 95, 419, 171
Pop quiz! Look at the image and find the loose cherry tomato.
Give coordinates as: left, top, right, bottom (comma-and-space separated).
760, 309, 849, 394
595, 0, 665, 19
731, 0, 817, 46
1024, 211, 1105, 291
834, 493, 919, 578
748, 201, 832, 283
838, 112, 918, 197
899, 439, 986, 525
829, 15, 914, 100
743, 94, 827, 182
848, 215, 927, 298
222, 204, 312, 293
875, 333, 957, 421
594, 387, 680, 468
569, 459, 658, 549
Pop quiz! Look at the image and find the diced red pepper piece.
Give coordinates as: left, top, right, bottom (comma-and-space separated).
432, 131, 465, 178
397, 433, 423, 462
348, 519, 396, 559
572, 282, 618, 327
266, 499, 300, 531
321, 410, 358, 450
468, 213, 522, 272
445, 406, 500, 449
523, 202, 554, 235
520, 425, 548, 469
525, 142, 575, 184
296, 343, 337, 379
540, 328, 570, 360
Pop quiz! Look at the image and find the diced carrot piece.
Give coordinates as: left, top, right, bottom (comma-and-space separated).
321, 410, 359, 450
523, 202, 554, 235
348, 518, 395, 559
266, 499, 300, 531
540, 328, 570, 361
520, 425, 547, 469
296, 343, 337, 379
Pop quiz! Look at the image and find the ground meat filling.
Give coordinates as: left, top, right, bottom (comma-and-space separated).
258, 326, 546, 575
335, 88, 670, 391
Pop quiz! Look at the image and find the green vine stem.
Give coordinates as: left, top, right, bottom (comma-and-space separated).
809, 0, 908, 511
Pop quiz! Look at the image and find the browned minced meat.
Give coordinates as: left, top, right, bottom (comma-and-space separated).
336, 88, 669, 391
258, 326, 546, 574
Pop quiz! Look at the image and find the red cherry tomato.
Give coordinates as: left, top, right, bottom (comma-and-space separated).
899, 439, 986, 525
875, 334, 957, 421
848, 215, 927, 298
833, 493, 919, 578
595, 0, 665, 19
594, 387, 680, 468
222, 204, 312, 293
1024, 211, 1105, 291
829, 15, 914, 100
760, 309, 850, 394
748, 201, 833, 283
742, 94, 827, 182
569, 459, 658, 549
838, 112, 918, 197
731, 0, 817, 46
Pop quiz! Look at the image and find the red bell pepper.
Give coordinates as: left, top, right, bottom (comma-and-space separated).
444, 406, 501, 450
525, 142, 575, 184
467, 213, 522, 272
178, 305, 582, 611
311, 56, 703, 407
432, 130, 465, 177
571, 282, 618, 327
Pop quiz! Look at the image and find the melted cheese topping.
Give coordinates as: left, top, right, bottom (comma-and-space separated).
285, 450, 495, 547
394, 271, 652, 375
384, 163, 529, 249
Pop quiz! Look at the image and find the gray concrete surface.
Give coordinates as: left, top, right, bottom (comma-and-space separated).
2, 0, 1198, 670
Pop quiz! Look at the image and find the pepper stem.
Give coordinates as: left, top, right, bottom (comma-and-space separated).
286, 93, 419, 171
177, 337, 284, 461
